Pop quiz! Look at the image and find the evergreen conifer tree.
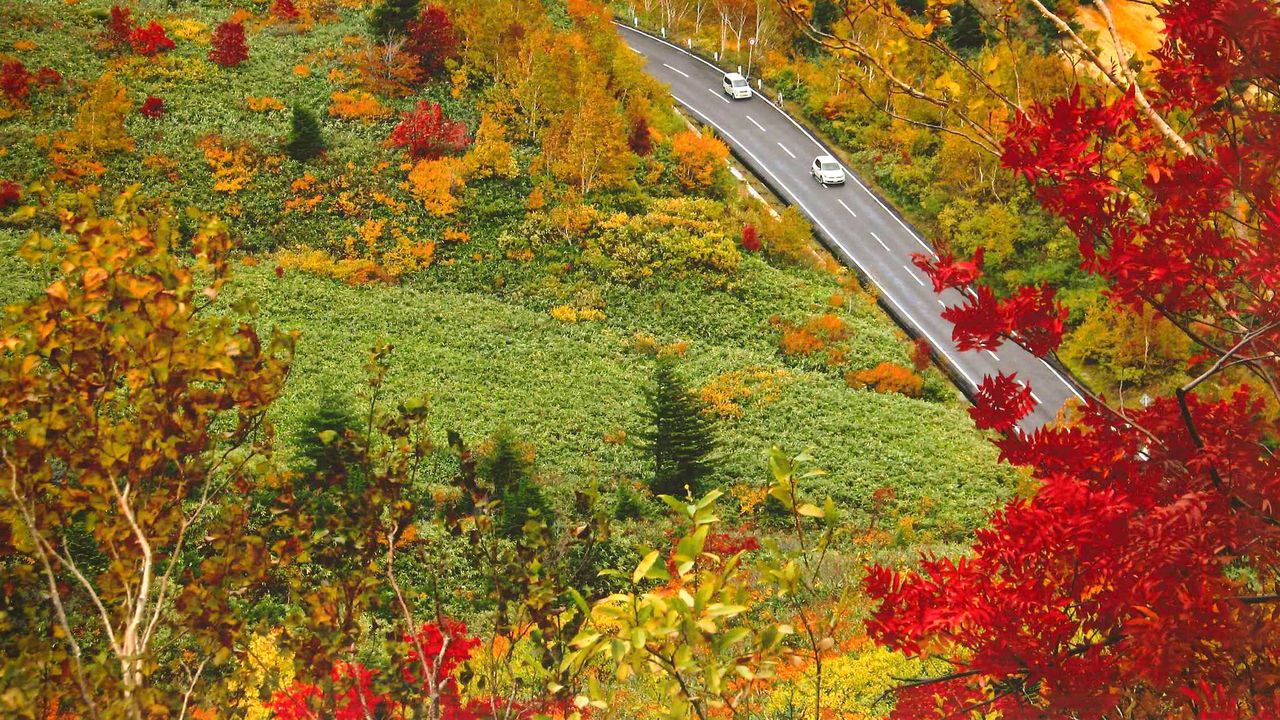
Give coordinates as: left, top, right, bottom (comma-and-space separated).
292, 392, 361, 479
640, 358, 719, 498
478, 426, 550, 538
284, 106, 326, 162
368, 0, 419, 40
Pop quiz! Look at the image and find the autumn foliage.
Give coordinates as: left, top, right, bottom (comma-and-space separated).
403, 6, 458, 80
870, 0, 1280, 717
388, 100, 470, 159
671, 130, 729, 190
129, 21, 174, 56
208, 20, 249, 67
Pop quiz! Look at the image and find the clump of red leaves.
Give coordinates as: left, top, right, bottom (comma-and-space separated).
387, 100, 470, 159
139, 95, 166, 118
208, 20, 248, 67
129, 22, 174, 56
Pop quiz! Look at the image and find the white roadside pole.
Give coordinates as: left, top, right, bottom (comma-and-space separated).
746, 37, 756, 79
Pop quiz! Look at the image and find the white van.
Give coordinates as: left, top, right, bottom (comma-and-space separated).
722, 72, 752, 99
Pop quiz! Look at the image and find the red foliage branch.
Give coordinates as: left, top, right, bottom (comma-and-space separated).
868, 0, 1280, 717
129, 22, 174, 56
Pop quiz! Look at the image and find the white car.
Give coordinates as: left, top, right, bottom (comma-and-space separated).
811, 155, 845, 185
722, 72, 752, 99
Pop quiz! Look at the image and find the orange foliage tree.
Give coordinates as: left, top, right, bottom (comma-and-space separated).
671, 130, 729, 190
49, 73, 133, 182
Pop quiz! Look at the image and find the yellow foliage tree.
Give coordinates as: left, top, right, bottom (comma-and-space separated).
405, 157, 463, 216
670, 130, 729, 190
328, 89, 391, 123
49, 73, 133, 182
463, 114, 517, 179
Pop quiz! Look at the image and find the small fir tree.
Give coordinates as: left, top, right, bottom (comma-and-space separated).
477, 426, 551, 539
368, 0, 419, 40
208, 20, 248, 67
284, 106, 326, 161
291, 392, 361, 479
640, 358, 719, 497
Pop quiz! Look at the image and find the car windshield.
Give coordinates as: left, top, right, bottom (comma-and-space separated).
731, 78, 748, 87
820, 160, 840, 171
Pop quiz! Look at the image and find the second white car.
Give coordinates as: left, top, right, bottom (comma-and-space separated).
811, 155, 845, 186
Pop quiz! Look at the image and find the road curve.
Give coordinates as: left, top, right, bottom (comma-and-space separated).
618, 22, 1082, 431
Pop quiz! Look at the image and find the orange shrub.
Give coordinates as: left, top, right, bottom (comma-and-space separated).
846, 362, 923, 397
405, 157, 463, 216
328, 89, 390, 123
670, 130, 728, 189
779, 326, 824, 356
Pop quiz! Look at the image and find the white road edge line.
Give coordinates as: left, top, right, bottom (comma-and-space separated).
662, 63, 689, 78
904, 266, 925, 287
836, 199, 857, 218
669, 93, 979, 388
986, 350, 999, 361
776, 142, 796, 159
746, 115, 766, 132
707, 88, 730, 103
616, 26, 940, 259
870, 231, 889, 251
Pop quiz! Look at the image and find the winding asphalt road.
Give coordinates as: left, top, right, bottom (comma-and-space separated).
618, 23, 1082, 431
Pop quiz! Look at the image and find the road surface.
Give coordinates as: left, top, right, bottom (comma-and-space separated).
617, 23, 1082, 431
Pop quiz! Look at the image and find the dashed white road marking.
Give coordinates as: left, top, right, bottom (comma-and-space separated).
776, 142, 796, 159
986, 350, 1000, 361
746, 115, 766, 132
870, 231, 890, 252
630, 25, 1093, 410
938, 300, 947, 308
666, 94, 979, 389
904, 266, 926, 287
663, 63, 689, 77
1031, 391, 1043, 404
836, 199, 857, 218
707, 88, 730, 103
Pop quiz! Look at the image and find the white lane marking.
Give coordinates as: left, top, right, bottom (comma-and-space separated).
626, 45, 643, 55
776, 142, 796, 159
986, 350, 999, 361
836, 199, 857, 218
664, 96, 979, 388
663, 63, 689, 77
904, 266, 926, 287
1031, 391, 1043, 403
707, 88, 730, 104
870, 231, 889, 251
625, 24, 940, 261
938, 300, 947, 308
746, 115, 766, 132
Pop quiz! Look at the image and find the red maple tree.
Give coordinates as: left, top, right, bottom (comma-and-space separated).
872, 0, 1280, 717
139, 95, 166, 118
208, 20, 248, 67
387, 100, 470, 160
403, 6, 458, 81
103, 5, 133, 49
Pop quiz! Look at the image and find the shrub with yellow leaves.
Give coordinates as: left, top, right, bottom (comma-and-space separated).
224, 630, 296, 720
197, 135, 264, 194
462, 114, 517, 179
405, 156, 463, 216
246, 95, 285, 112
698, 367, 793, 419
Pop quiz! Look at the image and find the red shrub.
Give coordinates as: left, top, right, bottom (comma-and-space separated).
104, 5, 134, 48
129, 22, 174, 56
208, 20, 248, 67
270, 0, 300, 22
628, 115, 652, 156
0, 60, 31, 101
741, 223, 760, 252
387, 100, 470, 159
139, 95, 166, 118
34, 67, 62, 88
0, 180, 20, 209
403, 6, 458, 80
910, 337, 932, 371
